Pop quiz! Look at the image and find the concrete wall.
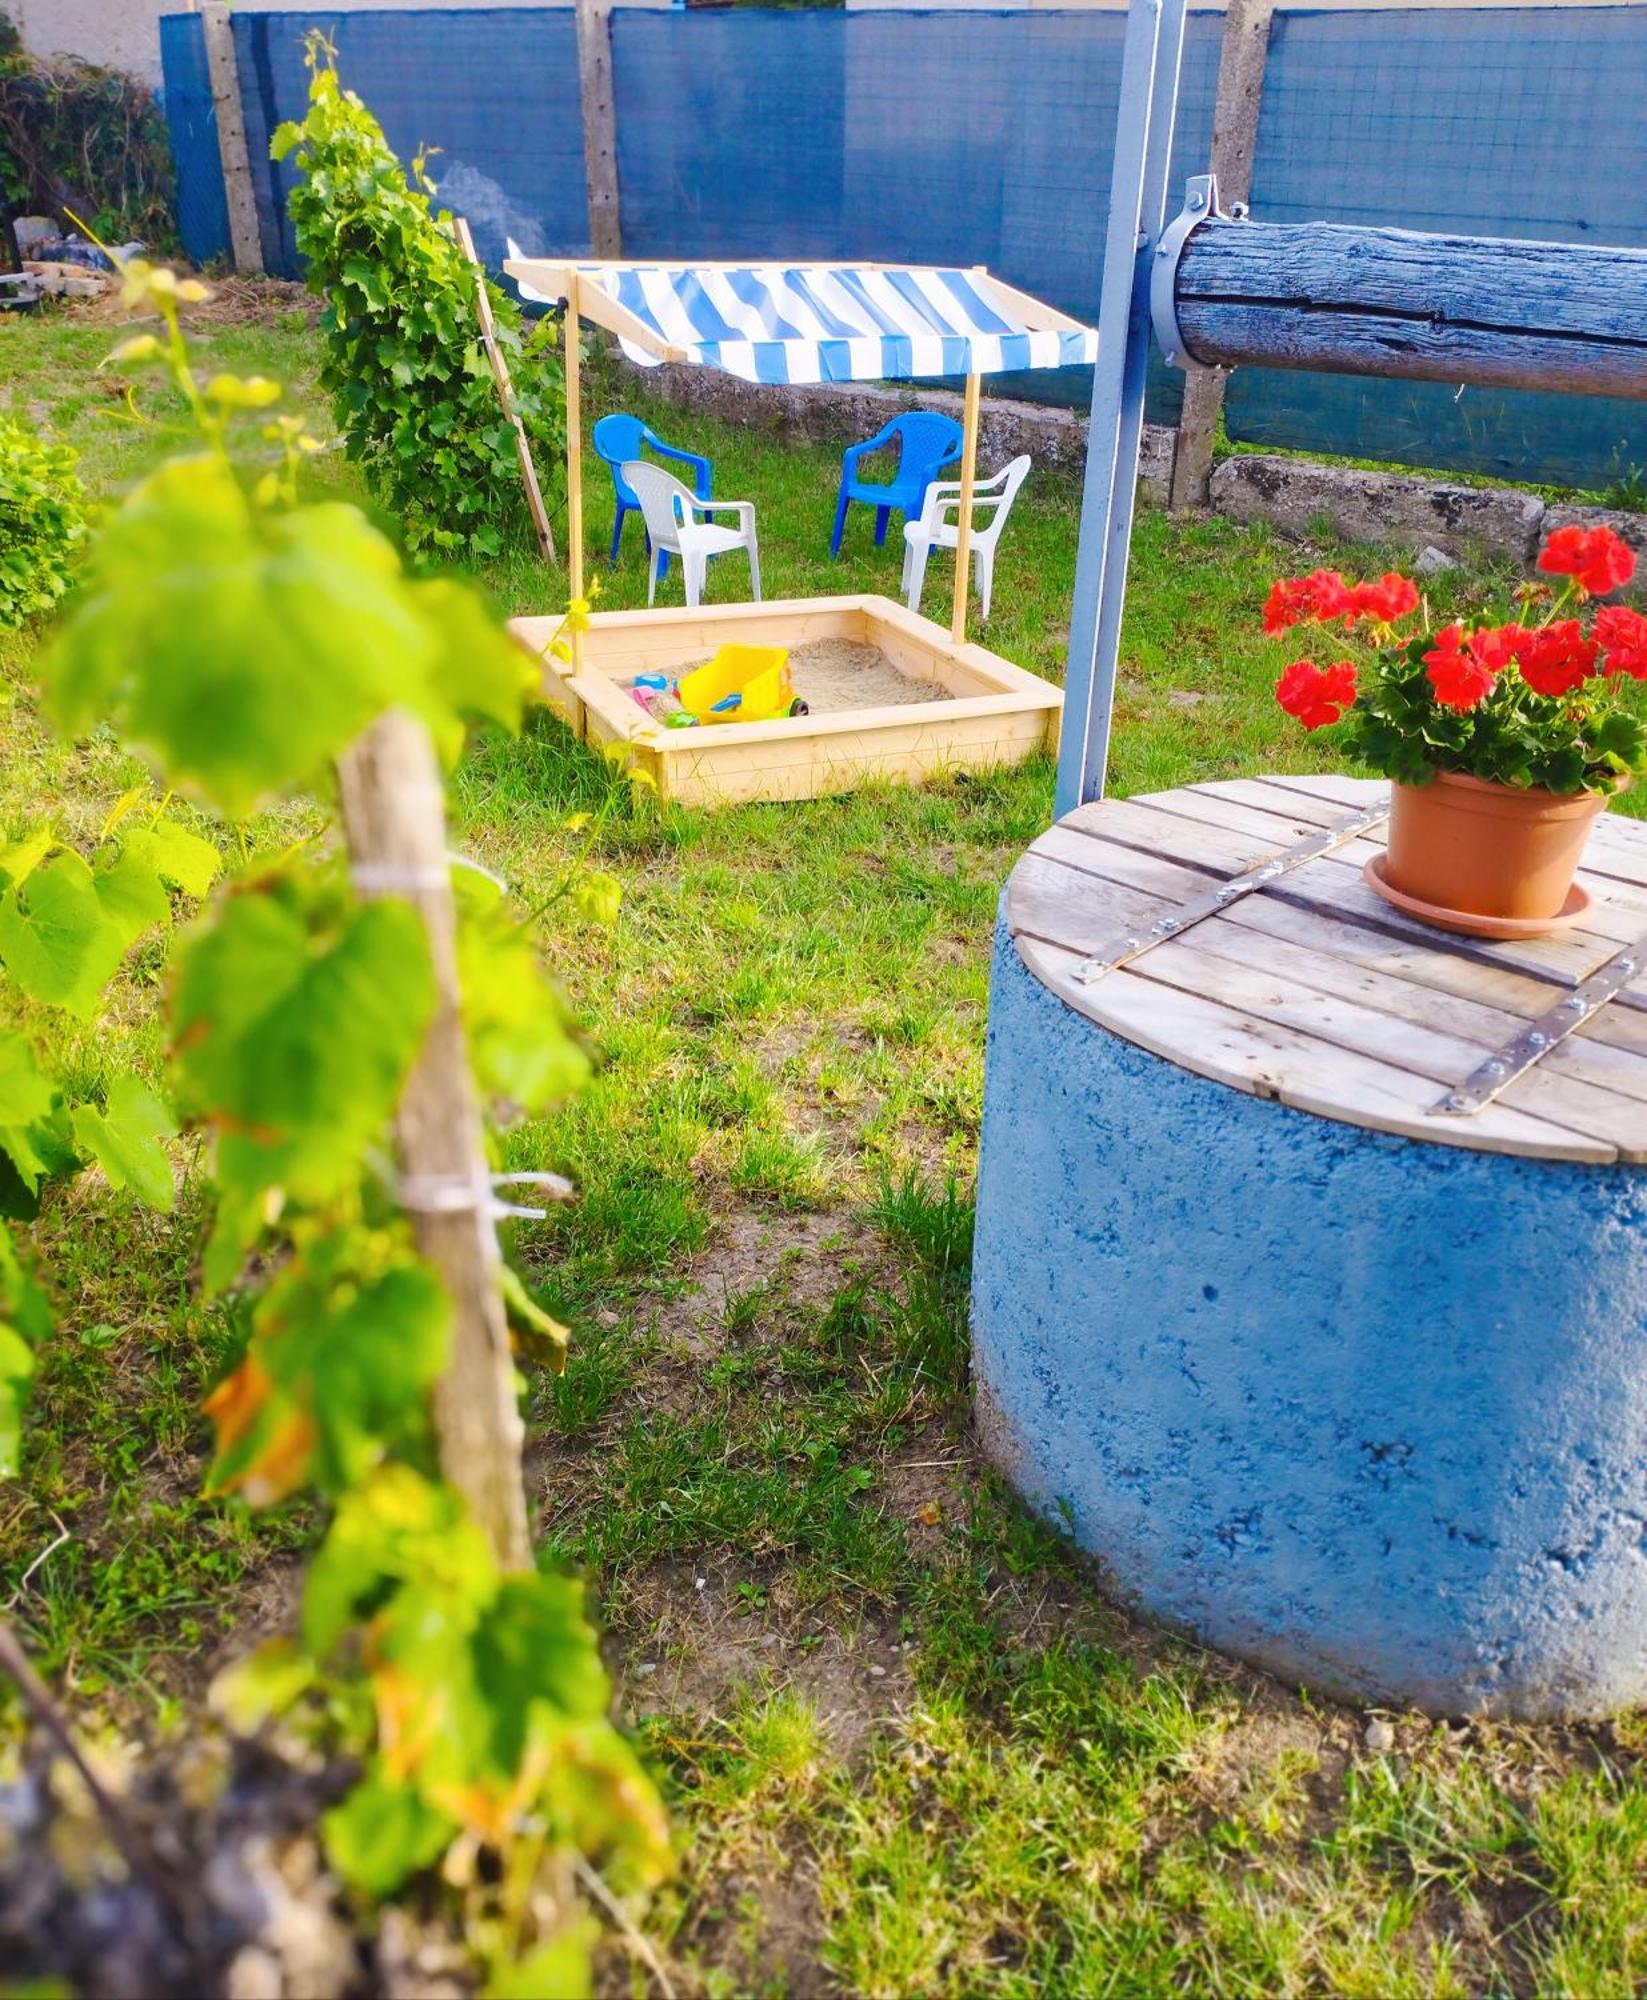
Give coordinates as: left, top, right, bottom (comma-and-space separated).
8, 0, 549, 86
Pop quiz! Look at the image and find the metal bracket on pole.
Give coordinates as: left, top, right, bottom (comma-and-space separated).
1054, 0, 1191, 821
1150, 174, 1243, 371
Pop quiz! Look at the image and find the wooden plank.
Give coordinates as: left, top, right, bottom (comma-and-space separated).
1024, 819, 1647, 1061
1129, 932, 1646, 1157
1168, 0, 1273, 511
1161, 910, 1647, 1120
1176, 220, 1647, 400
575, 0, 622, 260
200, 1, 263, 275
1014, 931, 1609, 1164
504, 259, 687, 361
454, 218, 556, 567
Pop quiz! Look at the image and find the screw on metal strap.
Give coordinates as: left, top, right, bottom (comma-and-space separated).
1072, 796, 1390, 985
1150, 172, 1242, 371
1431, 935, 1647, 1116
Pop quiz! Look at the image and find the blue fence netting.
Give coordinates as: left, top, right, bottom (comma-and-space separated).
221, 6, 589, 276
159, 12, 232, 267
158, 4, 1647, 493
1231, 5, 1647, 490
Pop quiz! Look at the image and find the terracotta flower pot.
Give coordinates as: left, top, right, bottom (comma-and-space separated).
1384, 770, 1610, 923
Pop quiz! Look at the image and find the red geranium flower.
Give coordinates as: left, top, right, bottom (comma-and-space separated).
1537, 523, 1637, 599
1275, 658, 1357, 731
1348, 572, 1420, 626
1262, 569, 1352, 635
1515, 619, 1599, 698
1597, 604, 1647, 681
1423, 625, 1499, 711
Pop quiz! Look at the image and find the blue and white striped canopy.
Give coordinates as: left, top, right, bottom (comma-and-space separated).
505, 252, 1098, 386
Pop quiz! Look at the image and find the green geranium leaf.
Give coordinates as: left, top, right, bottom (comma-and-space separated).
0, 1222, 51, 1477
71, 1074, 177, 1211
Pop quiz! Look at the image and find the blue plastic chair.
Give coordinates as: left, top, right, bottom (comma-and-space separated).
594, 414, 713, 575
830, 412, 964, 558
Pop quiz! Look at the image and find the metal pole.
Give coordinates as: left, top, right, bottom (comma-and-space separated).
1054, 0, 1190, 818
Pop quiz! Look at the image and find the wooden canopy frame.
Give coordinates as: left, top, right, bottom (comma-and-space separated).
503, 256, 1093, 655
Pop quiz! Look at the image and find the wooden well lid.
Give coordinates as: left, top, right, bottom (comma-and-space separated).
1006, 773, 1647, 1164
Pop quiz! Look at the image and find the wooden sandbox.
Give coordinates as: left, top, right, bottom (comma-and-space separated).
508, 595, 1062, 808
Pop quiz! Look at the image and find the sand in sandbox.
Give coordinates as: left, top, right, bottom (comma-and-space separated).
626, 638, 954, 716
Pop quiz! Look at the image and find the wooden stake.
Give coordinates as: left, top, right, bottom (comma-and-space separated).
337, 712, 531, 1572
565, 273, 586, 678
454, 217, 556, 566
951, 369, 982, 644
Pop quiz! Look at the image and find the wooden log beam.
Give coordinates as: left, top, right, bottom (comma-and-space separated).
1173, 219, 1647, 402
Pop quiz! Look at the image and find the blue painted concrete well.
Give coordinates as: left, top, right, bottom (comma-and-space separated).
972, 919, 1647, 1719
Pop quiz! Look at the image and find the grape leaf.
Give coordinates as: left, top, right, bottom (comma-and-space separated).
206, 1236, 448, 1500
302, 1465, 494, 1657
171, 874, 436, 1212
0, 1223, 51, 1477
322, 1764, 452, 1899
92, 848, 169, 949
71, 1074, 177, 1210
46, 454, 529, 820
0, 829, 55, 888
0, 1033, 55, 1132
123, 818, 222, 900
0, 850, 126, 1018
453, 871, 590, 1113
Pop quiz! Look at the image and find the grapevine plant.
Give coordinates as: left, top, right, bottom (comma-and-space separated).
0, 414, 88, 628
273, 40, 565, 566
17, 261, 667, 1984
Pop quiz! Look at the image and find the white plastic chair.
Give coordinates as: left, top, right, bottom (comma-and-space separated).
901, 454, 1032, 622
622, 460, 761, 608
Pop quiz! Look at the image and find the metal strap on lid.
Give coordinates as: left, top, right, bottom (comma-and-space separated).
1432, 932, 1647, 1116
1072, 796, 1390, 985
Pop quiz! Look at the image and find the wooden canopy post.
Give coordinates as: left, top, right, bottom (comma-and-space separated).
564, 272, 586, 678
950, 368, 982, 644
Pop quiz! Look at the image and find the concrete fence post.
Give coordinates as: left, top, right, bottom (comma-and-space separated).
577, 0, 623, 259
1168, 0, 1272, 511
199, 0, 264, 274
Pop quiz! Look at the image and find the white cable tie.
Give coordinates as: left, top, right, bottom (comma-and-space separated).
395, 1170, 573, 1222
492, 1170, 576, 1204
350, 860, 450, 895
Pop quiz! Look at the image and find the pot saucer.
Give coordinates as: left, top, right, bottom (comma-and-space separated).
1363, 854, 1593, 939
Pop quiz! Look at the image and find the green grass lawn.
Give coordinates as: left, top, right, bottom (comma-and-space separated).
5, 288, 1647, 1996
